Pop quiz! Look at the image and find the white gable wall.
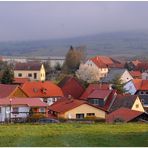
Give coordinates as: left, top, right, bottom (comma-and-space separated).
124, 81, 137, 95
120, 70, 133, 84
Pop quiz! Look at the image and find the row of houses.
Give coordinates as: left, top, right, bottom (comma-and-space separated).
0, 76, 147, 123
0, 55, 148, 123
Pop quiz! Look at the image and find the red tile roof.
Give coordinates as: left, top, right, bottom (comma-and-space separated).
49, 98, 105, 113
106, 108, 143, 123
88, 89, 112, 100
130, 71, 141, 78
135, 62, 148, 71
58, 76, 85, 99
91, 57, 107, 68
132, 79, 148, 91
0, 98, 48, 107
80, 84, 111, 100
0, 84, 18, 98
13, 78, 30, 85
14, 62, 43, 71
21, 81, 64, 98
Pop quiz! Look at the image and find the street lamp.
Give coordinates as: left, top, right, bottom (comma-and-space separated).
9, 98, 12, 123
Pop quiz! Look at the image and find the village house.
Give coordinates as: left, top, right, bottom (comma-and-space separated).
14, 62, 46, 81
106, 107, 147, 123
109, 95, 145, 113
58, 76, 85, 99
0, 98, 48, 122
21, 81, 64, 105
48, 98, 106, 120
80, 84, 116, 111
102, 68, 133, 84
0, 84, 28, 98
124, 79, 148, 95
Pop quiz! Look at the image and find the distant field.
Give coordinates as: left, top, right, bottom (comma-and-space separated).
0, 123, 147, 147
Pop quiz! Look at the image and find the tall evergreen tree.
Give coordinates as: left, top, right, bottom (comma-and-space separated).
1, 67, 14, 84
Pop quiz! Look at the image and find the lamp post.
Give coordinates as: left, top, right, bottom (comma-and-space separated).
9, 98, 12, 123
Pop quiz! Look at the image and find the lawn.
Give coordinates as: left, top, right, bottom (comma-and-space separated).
0, 123, 147, 147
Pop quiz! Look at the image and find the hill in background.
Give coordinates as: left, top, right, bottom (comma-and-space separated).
0, 30, 148, 59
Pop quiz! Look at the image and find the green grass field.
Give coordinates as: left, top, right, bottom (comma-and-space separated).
0, 123, 147, 147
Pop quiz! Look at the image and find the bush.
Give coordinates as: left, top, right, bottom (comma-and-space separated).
27, 113, 46, 122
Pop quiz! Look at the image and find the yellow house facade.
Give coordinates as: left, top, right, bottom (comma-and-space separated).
59, 104, 106, 119
131, 96, 145, 112
49, 99, 106, 120
14, 63, 46, 81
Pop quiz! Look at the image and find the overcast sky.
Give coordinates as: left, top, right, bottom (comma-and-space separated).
0, 1, 148, 41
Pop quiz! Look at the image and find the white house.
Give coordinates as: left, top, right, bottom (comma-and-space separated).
0, 98, 48, 122
102, 68, 133, 84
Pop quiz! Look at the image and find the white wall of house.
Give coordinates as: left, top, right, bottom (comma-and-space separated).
124, 80, 137, 95
0, 106, 30, 122
120, 70, 133, 84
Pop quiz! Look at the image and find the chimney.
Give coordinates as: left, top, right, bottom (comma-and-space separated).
68, 94, 73, 100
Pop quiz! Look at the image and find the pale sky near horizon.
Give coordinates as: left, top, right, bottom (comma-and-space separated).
0, 1, 148, 41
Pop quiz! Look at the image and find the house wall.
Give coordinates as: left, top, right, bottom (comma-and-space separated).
121, 70, 133, 84
14, 70, 40, 81
40, 64, 46, 81
85, 60, 108, 80
0, 106, 30, 122
124, 81, 137, 95
131, 97, 145, 112
58, 104, 106, 119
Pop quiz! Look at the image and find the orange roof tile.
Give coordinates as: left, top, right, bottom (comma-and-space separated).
21, 81, 64, 98
132, 79, 148, 90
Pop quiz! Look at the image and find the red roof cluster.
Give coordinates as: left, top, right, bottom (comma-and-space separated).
135, 62, 148, 71
132, 79, 148, 91
106, 108, 144, 123
129, 71, 141, 78
0, 84, 18, 98
90, 56, 123, 68
80, 84, 111, 100
58, 76, 85, 99
21, 81, 64, 98
0, 98, 48, 107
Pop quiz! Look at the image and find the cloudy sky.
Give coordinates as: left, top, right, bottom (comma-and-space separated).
0, 1, 148, 41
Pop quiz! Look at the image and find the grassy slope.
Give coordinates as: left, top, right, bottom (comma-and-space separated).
0, 123, 147, 147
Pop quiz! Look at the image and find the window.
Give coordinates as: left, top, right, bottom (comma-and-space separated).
34, 73, 37, 79
18, 73, 22, 77
146, 92, 148, 94
0, 107, 1, 113
28, 73, 32, 77
12, 107, 19, 114
76, 114, 84, 119
39, 108, 45, 113
140, 91, 144, 95
87, 113, 95, 116
136, 104, 139, 108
